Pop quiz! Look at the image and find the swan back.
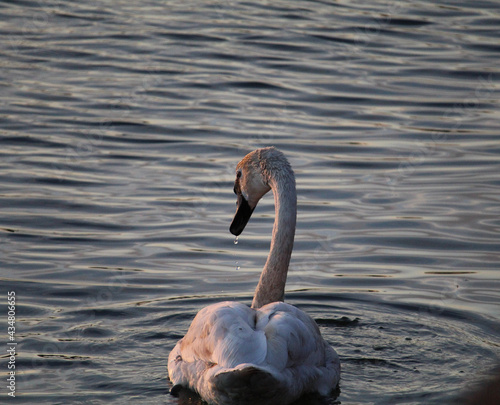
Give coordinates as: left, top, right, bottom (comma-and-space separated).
168, 301, 340, 405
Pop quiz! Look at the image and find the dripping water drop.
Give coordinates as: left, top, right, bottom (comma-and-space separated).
234, 236, 239, 245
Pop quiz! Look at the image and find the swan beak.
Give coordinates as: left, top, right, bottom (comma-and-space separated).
230, 194, 254, 236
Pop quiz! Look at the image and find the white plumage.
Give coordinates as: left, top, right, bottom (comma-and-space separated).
168, 147, 340, 405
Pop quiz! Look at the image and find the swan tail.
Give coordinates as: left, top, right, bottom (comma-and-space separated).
212, 365, 284, 404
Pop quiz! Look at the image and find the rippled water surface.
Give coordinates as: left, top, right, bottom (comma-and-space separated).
1, 0, 500, 404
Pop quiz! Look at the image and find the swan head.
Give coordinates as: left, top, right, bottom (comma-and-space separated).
229, 148, 275, 236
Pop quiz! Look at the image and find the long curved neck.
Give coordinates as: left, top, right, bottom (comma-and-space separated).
251, 168, 296, 309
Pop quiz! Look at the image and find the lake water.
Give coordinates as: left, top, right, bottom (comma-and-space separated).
1, 0, 500, 404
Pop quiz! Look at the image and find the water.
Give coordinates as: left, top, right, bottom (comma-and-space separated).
1, 0, 500, 403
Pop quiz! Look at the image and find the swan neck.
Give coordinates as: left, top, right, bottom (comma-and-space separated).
251, 169, 296, 309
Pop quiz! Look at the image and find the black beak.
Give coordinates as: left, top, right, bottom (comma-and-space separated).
230, 194, 254, 236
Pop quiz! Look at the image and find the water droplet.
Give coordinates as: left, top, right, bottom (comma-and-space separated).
234, 236, 239, 245
235, 261, 240, 271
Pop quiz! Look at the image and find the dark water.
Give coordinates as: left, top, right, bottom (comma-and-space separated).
1, 0, 500, 404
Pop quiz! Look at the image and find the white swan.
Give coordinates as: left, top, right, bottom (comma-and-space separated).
168, 147, 340, 405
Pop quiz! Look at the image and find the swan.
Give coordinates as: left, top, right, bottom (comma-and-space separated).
168, 147, 340, 405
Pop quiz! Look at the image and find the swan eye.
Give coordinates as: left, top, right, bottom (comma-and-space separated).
233, 171, 242, 195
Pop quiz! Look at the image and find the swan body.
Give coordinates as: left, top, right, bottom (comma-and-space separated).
168, 147, 340, 405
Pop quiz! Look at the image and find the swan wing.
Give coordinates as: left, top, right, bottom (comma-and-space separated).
178, 301, 267, 367
256, 302, 326, 369
168, 301, 273, 403
255, 302, 340, 397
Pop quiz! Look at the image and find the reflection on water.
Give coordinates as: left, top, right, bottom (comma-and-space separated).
1, 0, 500, 404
